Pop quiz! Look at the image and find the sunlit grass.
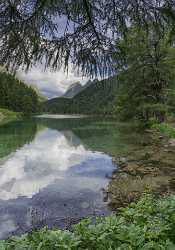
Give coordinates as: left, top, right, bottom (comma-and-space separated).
152, 123, 175, 138
0, 108, 21, 124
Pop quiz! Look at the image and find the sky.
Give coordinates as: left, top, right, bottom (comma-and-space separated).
17, 65, 88, 99
15, 14, 89, 99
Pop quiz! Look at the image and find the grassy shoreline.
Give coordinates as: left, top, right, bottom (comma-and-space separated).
0, 108, 22, 125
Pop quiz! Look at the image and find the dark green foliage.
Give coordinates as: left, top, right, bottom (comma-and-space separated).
44, 25, 175, 122
113, 26, 175, 123
1, 195, 175, 249
0, 71, 40, 114
44, 77, 118, 115
152, 123, 175, 138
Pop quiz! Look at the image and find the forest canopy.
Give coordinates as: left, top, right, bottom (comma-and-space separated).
0, 71, 40, 114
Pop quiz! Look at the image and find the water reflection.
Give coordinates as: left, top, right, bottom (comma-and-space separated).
0, 120, 37, 158
0, 125, 114, 239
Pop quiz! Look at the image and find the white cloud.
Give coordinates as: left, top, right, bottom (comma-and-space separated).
17, 65, 88, 99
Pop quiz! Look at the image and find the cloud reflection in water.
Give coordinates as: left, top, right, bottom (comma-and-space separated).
0, 127, 114, 239
0, 129, 110, 200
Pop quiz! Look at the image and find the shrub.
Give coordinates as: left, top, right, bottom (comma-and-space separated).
152, 123, 175, 138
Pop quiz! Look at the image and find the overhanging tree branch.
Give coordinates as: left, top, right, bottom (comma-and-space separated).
0, 0, 174, 77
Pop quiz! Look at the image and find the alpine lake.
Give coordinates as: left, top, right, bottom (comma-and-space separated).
0, 115, 173, 239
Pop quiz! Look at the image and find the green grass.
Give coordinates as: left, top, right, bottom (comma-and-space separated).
152, 122, 175, 138
1, 195, 175, 249
0, 108, 21, 124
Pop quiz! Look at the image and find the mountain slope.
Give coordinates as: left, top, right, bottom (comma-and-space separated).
0, 108, 20, 125
0, 71, 40, 114
30, 84, 48, 102
44, 76, 118, 115
63, 82, 83, 98
63, 80, 93, 98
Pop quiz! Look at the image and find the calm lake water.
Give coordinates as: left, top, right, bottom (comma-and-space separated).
0, 116, 144, 239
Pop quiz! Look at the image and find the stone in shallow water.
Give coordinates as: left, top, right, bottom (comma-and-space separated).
169, 139, 175, 147
81, 202, 90, 209
114, 157, 128, 168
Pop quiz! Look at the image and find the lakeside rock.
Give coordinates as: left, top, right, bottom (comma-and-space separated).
168, 138, 175, 146
113, 157, 128, 167
108, 131, 175, 210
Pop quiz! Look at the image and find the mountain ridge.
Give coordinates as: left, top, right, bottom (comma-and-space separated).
63, 80, 92, 98
44, 76, 118, 115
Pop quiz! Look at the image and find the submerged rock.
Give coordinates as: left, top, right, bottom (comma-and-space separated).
168, 139, 175, 147
81, 202, 90, 209
108, 131, 175, 210
114, 157, 128, 168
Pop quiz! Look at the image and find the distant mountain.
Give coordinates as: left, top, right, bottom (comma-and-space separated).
63, 81, 92, 98
63, 82, 83, 98
44, 76, 118, 115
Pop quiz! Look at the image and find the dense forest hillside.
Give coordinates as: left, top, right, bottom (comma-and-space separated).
0, 71, 40, 114
30, 84, 47, 103
44, 77, 118, 115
